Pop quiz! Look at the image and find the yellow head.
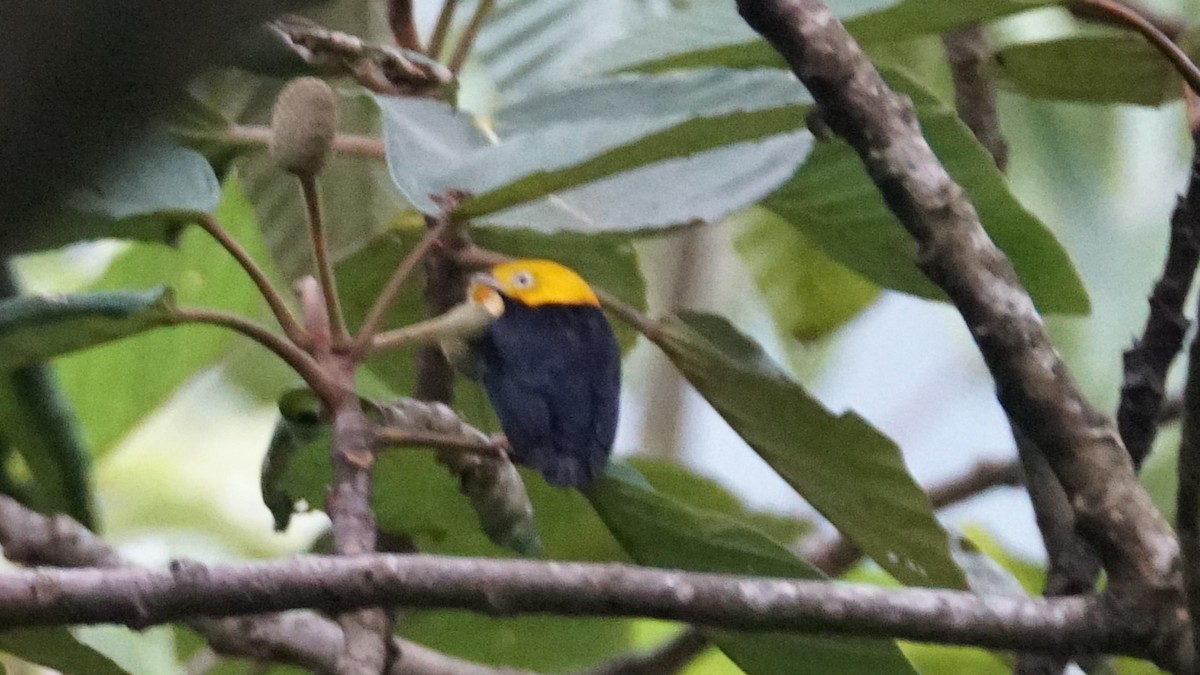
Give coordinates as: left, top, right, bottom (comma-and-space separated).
469, 259, 599, 309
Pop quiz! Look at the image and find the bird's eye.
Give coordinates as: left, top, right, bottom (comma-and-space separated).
511, 271, 535, 290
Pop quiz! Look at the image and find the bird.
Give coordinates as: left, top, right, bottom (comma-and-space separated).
457, 259, 620, 489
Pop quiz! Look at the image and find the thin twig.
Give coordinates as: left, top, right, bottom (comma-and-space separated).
300, 175, 350, 347
576, 628, 709, 675
367, 301, 495, 356
1012, 432, 1100, 675
447, 0, 495, 74
197, 214, 307, 347
388, 0, 421, 51
169, 307, 332, 400
227, 125, 385, 160
1071, 0, 1186, 40
415, 215, 472, 403
1069, 0, 1200, 95
350, 219, 452, 357
427, 0, 460, 60
374, 427, 505, 458
1119, 127, 1200, 468
941, 24, 1007, 171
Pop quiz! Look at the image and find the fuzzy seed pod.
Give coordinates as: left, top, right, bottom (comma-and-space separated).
269, 77, 337, 178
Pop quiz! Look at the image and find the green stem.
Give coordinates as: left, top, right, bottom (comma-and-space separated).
197, 214, 308, 347
171, 307, 334, 401
427, 0, 460, 60
300, 175, 351, 347
351, 219, 451, 357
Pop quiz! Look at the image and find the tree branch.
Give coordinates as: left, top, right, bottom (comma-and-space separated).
273, 17, 451, 96
736, 0, 1178, 592
0, 495, 528, 675
1179, 238, 1200, 669
735, 0, 1188, 664
941, 23, 1007, 171
1120, 128, 1200, 468
295, 278, 389, 674
1012, 433, 1101, 675
387, 0, 420, 52
0, 551, 1158, 660
415, 215, 472, 403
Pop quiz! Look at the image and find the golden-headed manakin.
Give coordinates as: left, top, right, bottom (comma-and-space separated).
463, 259, 620, 488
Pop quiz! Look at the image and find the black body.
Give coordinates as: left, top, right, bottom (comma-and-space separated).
472, 299, 620, 488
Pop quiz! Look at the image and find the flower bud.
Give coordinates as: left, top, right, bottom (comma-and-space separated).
269, 77, 337, 178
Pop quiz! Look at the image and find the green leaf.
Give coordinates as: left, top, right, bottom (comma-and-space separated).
629, 457, 811, 545
455, 106, 810, 225
654, 312, 966, 589
598, 0, 1053, 74
471, 0, 650, 95
595, 6, 778, 74
378, 70, 813, 234
493, 69, 808, 133
0, 288, 174, 372
263, 392, 642, 672
842, 0, 1056, 44
731, 206, 879, 342
764, 68, 1090, 315
0, 365, 95, 527
590, 465, 920, 675
0, 627, 129, 675
988, 34, 1181, 106
378, 97, 491, 214
55, 176, 280, 455
21, 133, 220, 254
224, 22, 315, 78
401, 611, 636, 672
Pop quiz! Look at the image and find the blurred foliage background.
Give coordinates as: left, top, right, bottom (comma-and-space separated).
4, 0, 1200, 672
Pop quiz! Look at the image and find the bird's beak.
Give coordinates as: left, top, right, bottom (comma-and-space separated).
468, 273, 505, 317
470, 272, 501, 291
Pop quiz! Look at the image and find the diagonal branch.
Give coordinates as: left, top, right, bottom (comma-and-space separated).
350, 217, 452, 357
196, 214, 308, 347
1119, 127, 1200, 468
735, 0, 1188, 664
736, 0, 1177, 593
941, 24, 1007, 171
